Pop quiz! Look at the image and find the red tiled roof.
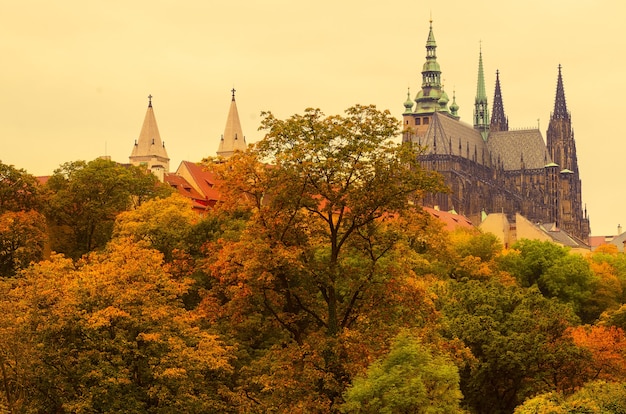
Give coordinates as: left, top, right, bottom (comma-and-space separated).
178, 161, 222, 203
422, 206, 474, 232
163, 172, 210, 211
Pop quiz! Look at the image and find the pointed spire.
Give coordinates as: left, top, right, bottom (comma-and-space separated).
475, 45, 488, 103
217, 88, 247, 158
129, 95, 170, 173
552, 64, 570, 120
473, 44, 490, 139
490, 70, 508, 132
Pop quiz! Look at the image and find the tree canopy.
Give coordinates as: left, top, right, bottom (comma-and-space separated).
43, 158, 171, 259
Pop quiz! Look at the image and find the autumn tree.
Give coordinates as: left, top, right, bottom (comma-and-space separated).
0, 162, 47, 277
0, 210, 47, 276
0, 238, 234, 413
204, 105, 447, 410
43, 158, 171, 259
113, 193, 199, 261
0, 161, 40, 214
568, 325, 626, 383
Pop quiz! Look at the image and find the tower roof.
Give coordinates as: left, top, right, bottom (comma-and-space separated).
552, 64, 570, 120
473, 45, 490, 138
475, 46, 488, 104
490, 70, 508, 132
130, 95, 169, 165
217, 88, 247, 158
411, 20, 452, 116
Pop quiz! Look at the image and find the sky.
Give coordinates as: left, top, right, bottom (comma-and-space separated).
1, 0, 623, 236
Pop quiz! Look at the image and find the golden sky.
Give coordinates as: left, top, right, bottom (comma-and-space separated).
1, 0, 622, 236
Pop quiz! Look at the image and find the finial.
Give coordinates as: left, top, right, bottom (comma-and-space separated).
148, 94, 153, 107
231, 87, 236, 101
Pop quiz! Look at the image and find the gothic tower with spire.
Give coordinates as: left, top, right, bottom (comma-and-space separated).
473, 47, 490, 141
546, 65, 590, 239
129, 95, 170, 179
217, 88, 247, 158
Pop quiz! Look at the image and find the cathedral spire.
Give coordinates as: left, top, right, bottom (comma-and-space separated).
412, 19, 450, 115
217, 88, 247, 158
490, 70, 508, 132
129, 95, 170, 175
552, 64, 570, 120
473, 44, 489, 139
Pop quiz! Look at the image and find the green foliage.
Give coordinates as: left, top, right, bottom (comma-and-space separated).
441, 279, 583, 413
497, 239, 569, 288
43, 158, 171, 259
341, 331, 463, 414
515, 381, 626, 413
498, 239, 596, 322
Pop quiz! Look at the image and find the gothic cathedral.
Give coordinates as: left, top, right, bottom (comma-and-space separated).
403, 21, 590, 242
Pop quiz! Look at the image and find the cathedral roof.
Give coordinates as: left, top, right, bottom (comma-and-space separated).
130, 95, 169, 161
217, 89, 247, 158
487, 129, 551, 170
420, 112, 489, 165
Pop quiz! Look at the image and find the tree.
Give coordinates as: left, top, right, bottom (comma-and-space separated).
340, 331, 463, 413
113, 193, 199, 261
0, 210, 47, 276
0, 238, 234, 413
568, 325, 626, 382
43, 158, 171, 259
440, 279, 585, 413
497, 239, 569, 288
204, 105, 447, 410
0, 161, 40, 214
497, 239, 596, 322
514, 381, 626, 413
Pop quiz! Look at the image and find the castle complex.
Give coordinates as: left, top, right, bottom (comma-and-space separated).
125, 21, 591, 243
403, 21, 590, 243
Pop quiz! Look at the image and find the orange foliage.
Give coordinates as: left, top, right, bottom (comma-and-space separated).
568, 325, 626, 382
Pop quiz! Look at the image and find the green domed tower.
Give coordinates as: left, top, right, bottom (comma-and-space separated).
403, 20, 457, 142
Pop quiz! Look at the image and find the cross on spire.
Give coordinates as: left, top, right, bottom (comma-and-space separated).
148, 94, 153, 107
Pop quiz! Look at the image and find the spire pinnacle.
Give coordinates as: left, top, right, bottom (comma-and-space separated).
473, 44, 490, 138
130, 95, 170, 173
552, 64, 569, 120
217, 89, 247, 158
490, 70, 508, 132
